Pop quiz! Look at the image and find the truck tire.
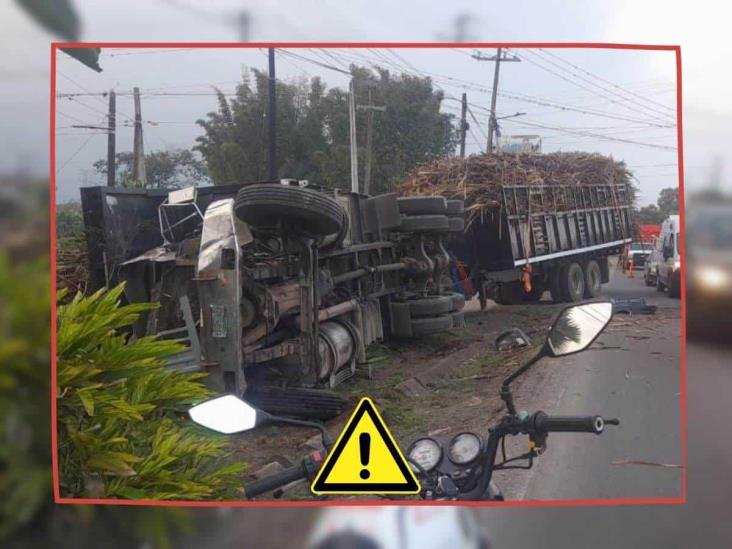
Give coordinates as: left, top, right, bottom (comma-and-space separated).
397, 214, 449, 233
583, 260, 602, 298
448, 217, 465, 232
397, 196, 447, 215
549, 268, 564, 303
406, 295, 452, 317
446, 200, 465, 216
410, 314, 453, 336
235, 184, 344, 236
559, 262, 585, 303
244, 386, 347, 420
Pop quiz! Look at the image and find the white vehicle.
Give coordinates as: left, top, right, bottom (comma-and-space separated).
654, 215, 681, 298
306, 507, 489, 549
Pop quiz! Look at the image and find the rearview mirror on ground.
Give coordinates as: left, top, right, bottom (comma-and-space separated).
189, 394, 261, 434
546, 302, 613, 357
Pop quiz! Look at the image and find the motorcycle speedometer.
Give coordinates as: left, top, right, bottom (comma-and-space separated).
448, 432, 481, 465
407, 438, 442, 473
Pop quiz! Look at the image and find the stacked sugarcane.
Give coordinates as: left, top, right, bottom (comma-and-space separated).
400, 152, 634, 225
57, 235, 89, 296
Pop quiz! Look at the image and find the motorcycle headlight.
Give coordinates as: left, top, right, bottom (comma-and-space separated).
448, 432, 482, 465
696, 265, 731, 290
407, 438, 442, 473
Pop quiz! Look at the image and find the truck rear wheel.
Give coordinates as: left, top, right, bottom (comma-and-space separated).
559, 262, 586, 302
583, 260, 602, 298
234, 184, 344, 236
397, 196, 447, 215
406, 295, 452, 317
397, 214, 449, 233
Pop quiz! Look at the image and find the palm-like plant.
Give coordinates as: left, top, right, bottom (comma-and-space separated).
57, 284, 246, 500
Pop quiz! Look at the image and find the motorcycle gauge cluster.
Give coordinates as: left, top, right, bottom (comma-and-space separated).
448, 432, 482, 465
407, 438, 442, 472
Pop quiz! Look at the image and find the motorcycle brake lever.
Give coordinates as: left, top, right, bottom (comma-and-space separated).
604, 418, 620, 426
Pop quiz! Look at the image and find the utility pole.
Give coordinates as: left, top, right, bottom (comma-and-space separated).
348, 79, 359, 193
107, 89, 115, 187
356, 89, 386, 195
268, 48, 277, 180
132, 87, 147, 186
459, 92, 468, 158
472, 48, 521, 153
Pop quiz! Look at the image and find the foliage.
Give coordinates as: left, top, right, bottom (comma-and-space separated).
57, 284, 246, 500
635, 186, 679, 224
93, 149, 209, 189
195, 65, 457, 193
0, 254, 52, 539
56, 201, 84, 239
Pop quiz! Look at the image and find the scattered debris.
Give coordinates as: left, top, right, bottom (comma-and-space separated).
395, 377, 428, 397
611, 459, 683, 468
611, 297, 658, 315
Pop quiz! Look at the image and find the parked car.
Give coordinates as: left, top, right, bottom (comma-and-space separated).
655, 215, 681, 298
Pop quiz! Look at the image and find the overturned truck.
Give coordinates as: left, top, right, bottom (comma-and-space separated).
81, 181, 466, 418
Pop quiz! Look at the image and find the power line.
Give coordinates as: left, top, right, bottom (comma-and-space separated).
56, 132, 100, 174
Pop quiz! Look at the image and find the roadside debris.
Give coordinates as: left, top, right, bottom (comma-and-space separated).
611, 297, 658, 315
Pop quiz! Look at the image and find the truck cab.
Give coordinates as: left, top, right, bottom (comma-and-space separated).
655, 214, 681, 298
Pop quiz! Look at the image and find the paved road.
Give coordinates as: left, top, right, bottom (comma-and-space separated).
604, 260, 681, 309
477, 342, 731, 548
494, 267, 682, 500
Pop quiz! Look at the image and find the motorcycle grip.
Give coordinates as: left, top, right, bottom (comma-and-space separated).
245, 464, 305, 499
533, 412, 605, 434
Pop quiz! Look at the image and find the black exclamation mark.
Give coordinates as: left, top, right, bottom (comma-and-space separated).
359, 433, 371, 480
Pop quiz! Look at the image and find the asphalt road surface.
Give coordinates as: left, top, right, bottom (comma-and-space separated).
493, 266, 682, 500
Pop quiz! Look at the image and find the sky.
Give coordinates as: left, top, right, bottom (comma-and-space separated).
1, 0, 726, 206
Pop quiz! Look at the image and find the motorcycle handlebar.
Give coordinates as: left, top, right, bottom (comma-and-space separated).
244, 464, 305, 498
533, 412, 617, 434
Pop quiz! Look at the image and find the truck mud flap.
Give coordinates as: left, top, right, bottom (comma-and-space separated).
244, 386, 348, 420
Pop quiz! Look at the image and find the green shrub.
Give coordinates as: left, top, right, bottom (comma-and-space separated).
57, 284, 246, 500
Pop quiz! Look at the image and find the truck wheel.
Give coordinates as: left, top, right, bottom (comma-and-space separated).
234, 184, 344, 236
583, 260, 602, 298
397, 214, 449, 233
397, 196, 447, 215
410, 314, 453, 336
549, 268, 564, 303
244, 386, 347, 420
406, 295, 452, 317
559, 262, 585, 302
448, 217, 465, 232
446, 199, 465, 216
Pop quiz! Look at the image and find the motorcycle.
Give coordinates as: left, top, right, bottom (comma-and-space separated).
188, 301, 619, 500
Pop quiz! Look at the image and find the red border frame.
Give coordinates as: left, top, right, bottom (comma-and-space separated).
50, 42, 686, 508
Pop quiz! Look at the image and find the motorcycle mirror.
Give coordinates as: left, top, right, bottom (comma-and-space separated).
189, 394, 265, 434
546, 301, 613, 357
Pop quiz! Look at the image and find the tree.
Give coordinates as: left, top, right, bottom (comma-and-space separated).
93, 149, 209, 189
657, 187, 679, 217
635, 203, 665, 224
194, 65, 457, 193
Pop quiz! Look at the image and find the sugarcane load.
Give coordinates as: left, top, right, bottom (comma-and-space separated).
399, 152, 635, 308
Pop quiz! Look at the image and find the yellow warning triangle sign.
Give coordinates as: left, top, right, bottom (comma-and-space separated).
311, 397, 421, 495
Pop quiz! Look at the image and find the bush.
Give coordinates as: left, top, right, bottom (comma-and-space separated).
57, 284, 246, 500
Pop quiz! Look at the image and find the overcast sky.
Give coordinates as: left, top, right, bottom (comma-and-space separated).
2, 1, 727, 206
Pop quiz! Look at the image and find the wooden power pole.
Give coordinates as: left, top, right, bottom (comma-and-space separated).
348, 79, 359, 193
357, 89, 386, 195
459, 92, 468, 158
472, 48, 521, 153
107, 89, 115, 187
132, 87, 146, 186
268, 48, 277, 180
